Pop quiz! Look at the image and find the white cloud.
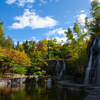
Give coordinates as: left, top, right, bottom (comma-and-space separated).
6, 0, 35, 6
32, 36, 36, 40
14, 41, 17, 45
13, 39, 17, 45
6, 0, 16, 4
56, 28, 66, 35
10, 9, 58, 29
46, 28, 67, 44
27, 4, 33, 8
69, 26, 73, 29
6, 0, 59, 6
90, 0, 100, 2
80, 10, 85, 13
77, 14, 87, 25
18, 41, 23, 45
47, 28, 66, 39
53, 37, 67, 43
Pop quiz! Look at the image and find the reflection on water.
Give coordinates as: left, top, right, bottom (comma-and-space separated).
0, 83, 86, 100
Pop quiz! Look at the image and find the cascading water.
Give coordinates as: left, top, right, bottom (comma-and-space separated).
56, 61, 61, 77
84, 39, 96, 84
60, 61, 66, 77
56, 61, 66, 77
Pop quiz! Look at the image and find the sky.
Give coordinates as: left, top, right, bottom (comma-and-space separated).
0, 0, 91, 45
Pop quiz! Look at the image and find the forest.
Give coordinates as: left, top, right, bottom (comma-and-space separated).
0, 0, 99, 78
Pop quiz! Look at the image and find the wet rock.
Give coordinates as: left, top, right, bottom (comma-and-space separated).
85, 89, 100, 100
84, 35, 100, 85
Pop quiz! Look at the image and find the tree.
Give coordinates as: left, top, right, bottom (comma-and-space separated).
0, 48, 31, 74
22, 40, 29, 53
0, 20, 6, 47
16, 41, 24, 51
0, 19, 14, 48
86, 0, 100, 37
65, 22, 89, 72
65, 28, 75, 42
29, 40, 36, 52
47, 39, 55, 60
5, 35, 14, 48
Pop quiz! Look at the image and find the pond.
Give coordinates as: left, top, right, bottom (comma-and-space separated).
0, 83, 87, 100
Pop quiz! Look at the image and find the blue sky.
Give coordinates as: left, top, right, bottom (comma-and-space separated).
0, 0, 91, 45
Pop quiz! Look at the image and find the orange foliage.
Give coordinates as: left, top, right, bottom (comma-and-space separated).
5, 48, 31, 67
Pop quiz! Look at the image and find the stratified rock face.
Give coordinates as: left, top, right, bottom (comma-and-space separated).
84, 35, 100, 85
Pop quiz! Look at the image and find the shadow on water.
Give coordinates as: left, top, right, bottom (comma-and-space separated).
0, 83, 87, 100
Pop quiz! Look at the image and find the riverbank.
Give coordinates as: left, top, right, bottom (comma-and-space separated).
0, 76, 54, 88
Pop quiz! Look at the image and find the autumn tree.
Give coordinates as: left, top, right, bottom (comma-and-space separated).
0, 48, 31, 74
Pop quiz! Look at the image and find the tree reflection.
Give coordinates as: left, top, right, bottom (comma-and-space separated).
0, 83, 86, 100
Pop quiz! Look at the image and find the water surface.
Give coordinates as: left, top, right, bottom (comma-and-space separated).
0, 83, 87, 100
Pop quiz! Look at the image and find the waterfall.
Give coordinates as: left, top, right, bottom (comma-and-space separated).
60, 61, 66, 77
56, 61, 66, 77
56, 61, 61, 76
84, 39, 96, 84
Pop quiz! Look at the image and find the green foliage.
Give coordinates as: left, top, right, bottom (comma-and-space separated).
0, 12, 92, 77
14, 66, 27, 74
26, 63, 41, 75
85, 0, 100, 37
5, 36, 14, 48
64, 22, 89, 73
33, 70, 46, 76
65, 28, 74, 42
0, 20, 6, 47
0, 20, 14, 48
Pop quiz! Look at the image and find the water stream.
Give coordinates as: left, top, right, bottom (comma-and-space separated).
56, 61, 66, 77
60, 61, 66, 77
84, 39, 96, 84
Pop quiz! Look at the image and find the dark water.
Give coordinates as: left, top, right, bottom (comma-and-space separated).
0, 83, 87, 100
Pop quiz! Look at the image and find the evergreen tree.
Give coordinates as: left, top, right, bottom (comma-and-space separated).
86, 0, 100, 37
0, 20, 6, 47
64, 22, 88, 71
5, 35, 14, 48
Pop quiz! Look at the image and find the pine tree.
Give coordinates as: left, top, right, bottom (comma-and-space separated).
86, 0, 100, 37
6, 35, 14, 48
0, 20, 6, 47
